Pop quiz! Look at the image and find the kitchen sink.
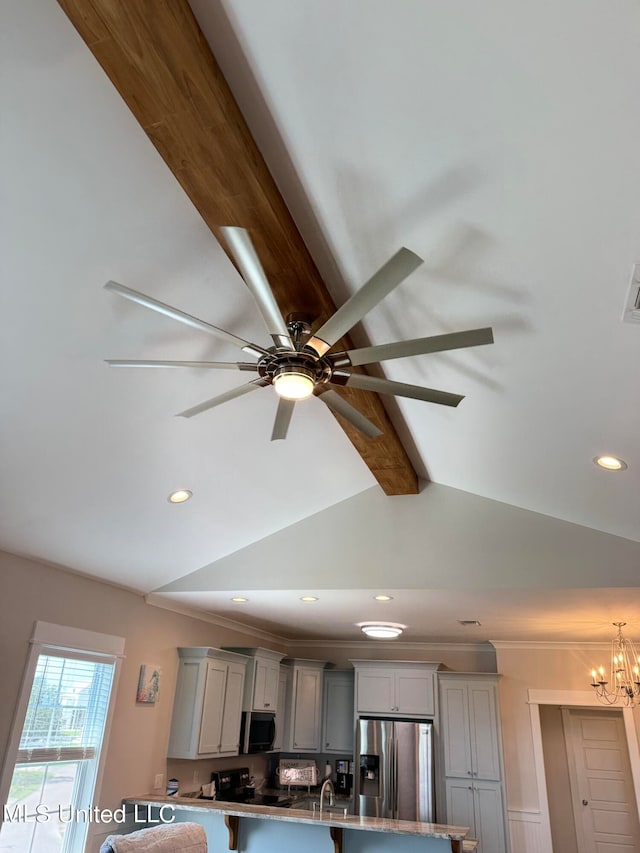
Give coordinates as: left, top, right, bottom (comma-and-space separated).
291, 797, 349, 816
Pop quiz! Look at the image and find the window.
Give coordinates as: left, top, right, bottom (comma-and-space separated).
0, 623, 123, 853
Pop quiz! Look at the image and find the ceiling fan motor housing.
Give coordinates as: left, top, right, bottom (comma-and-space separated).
258, 350, 331, 390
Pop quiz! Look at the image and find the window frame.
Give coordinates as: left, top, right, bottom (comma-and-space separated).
0, 622, 125, 852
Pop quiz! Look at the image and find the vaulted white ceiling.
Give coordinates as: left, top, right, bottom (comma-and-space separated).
2, 0, 639, 644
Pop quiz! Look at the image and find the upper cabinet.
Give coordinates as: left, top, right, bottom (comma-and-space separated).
271, 666, 289, 752
281, 659, 327, 752
439, 675, 502, 781
352, 661, 439, 717
168, 647, 248, 760
322, 670, 354, 754
224, 647, 286, 712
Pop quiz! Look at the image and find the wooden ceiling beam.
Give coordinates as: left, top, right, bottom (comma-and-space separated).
57, 0, 419, 495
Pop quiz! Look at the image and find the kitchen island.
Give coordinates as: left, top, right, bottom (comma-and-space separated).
124, 795, 475, 852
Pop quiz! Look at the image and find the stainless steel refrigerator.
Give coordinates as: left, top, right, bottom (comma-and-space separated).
354, 717, 434, 821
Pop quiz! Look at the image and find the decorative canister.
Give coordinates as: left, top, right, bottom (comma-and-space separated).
166, 778, 179, 796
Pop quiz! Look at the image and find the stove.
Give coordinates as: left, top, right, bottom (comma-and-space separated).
210, 768, 292, 808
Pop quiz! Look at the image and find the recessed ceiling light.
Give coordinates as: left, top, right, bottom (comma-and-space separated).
594, 455, 628, 471
374, 594, 393, 601
458, 620, 482, 627
231, 596, 248, 603
168, 489, 192, 503
358, 622, 406, 639
300, 596, 319, 602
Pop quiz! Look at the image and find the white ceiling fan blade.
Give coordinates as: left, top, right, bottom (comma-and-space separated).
307, 247, 423, 356
176, 378, 270, 419
342, 327, 494, 367
271, 398, 295, 441
105, 360, 259, 370
104, 280, 267, 359
316, 388, 382, 438
335, 372, 464, 407
220, 227, 295, 351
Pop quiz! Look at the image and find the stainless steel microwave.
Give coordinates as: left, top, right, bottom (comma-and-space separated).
240, 711, 276, 753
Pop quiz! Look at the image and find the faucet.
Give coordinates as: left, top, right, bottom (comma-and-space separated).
320, 778, 335, 810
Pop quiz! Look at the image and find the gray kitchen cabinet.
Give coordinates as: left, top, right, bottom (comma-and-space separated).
352, 660, 438, 717
445, 778, 506, 853
168, 647, 248, 760
439, 674, 508, 853
224, 647, 285, 711
322, 670, 354, 753
282, 659, 326, 752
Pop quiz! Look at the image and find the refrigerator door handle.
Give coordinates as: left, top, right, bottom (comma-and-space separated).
392, 734, 398, 819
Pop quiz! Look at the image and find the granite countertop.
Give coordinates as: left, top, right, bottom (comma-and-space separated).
124, 794, 470, 841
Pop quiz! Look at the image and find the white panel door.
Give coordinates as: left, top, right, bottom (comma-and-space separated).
323, 671, 354, 753
253, 658, 279, 711
474, 779, 507, 853
356, 669, 395, 714
468, 682, 501, 781
395, 668, 434, 715
272, 668, 289, 751
441, 684, 472, 778
292, 668, 322, 750
445, 778, 476, 837
198, 660, 226, 755
219, 661, 245, 755
565, 709, 640, 853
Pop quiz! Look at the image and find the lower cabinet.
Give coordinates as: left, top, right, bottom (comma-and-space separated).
168, 647, 247, 760
445, 779, 506, 853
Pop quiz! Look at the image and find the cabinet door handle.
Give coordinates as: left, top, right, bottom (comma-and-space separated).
264, 703, 270, 707
467, 771, 472, 776
582, 799, 589, 806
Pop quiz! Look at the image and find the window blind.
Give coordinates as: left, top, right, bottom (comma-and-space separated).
16, 653, 115, 765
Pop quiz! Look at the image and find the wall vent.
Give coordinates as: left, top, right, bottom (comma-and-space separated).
623, 264, 640, 324
458, 620, 481, 627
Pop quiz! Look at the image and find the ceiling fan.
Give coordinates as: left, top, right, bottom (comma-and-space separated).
105, 227, 494, 441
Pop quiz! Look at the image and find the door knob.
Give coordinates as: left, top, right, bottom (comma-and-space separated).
582, 799, 589, 806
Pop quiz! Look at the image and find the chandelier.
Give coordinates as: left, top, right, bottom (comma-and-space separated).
590, 622, 640, 706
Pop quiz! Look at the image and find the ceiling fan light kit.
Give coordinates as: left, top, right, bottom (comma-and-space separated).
105, 226, 495, 441
272, 366, 315, 400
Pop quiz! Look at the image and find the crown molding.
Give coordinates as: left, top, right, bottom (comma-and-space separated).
288, 638, 496, 653
490, 640, 610, 650
145, 593, 288, 646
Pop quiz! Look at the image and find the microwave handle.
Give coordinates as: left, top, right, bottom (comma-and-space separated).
269, 714, 276, 746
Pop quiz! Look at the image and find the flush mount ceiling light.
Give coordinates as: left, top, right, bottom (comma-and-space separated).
230, 596, 248, 603
300, 595, 319, 602
594, 455, 628, 471
359, 622, 406, 639
374, 594, 393, 601
168, 489, 192, 503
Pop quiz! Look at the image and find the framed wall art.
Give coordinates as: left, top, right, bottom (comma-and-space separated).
136, 664, 161, 704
